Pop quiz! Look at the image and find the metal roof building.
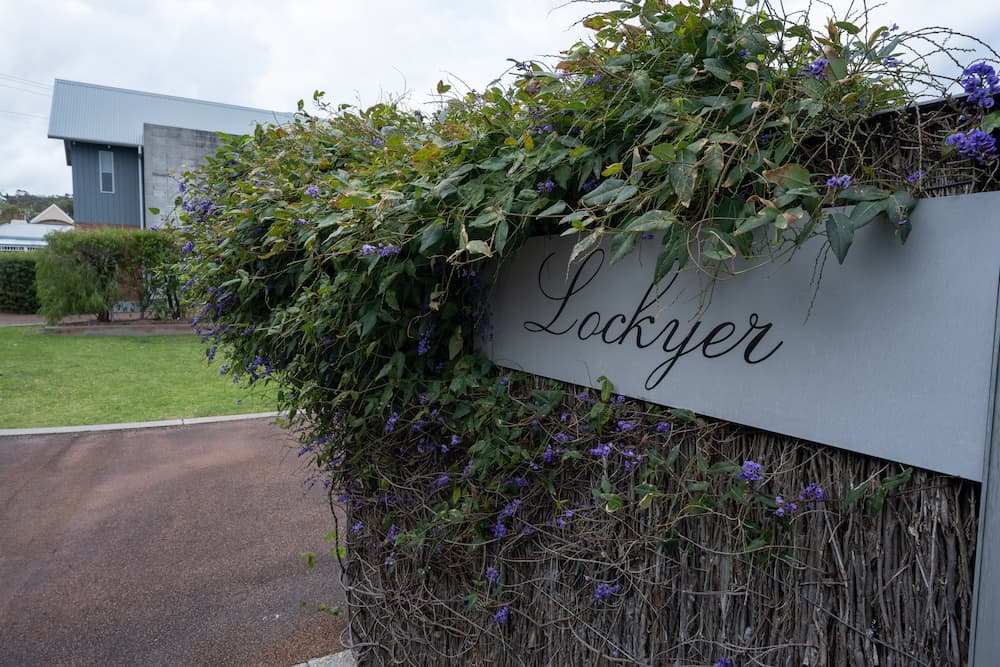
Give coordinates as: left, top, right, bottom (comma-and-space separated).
46, 80, 294, 229
48, 79, 294, 151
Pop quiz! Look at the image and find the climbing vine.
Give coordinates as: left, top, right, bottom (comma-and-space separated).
173, 1, 995, 663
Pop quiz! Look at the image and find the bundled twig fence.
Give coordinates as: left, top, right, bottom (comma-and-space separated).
338, 416, 977, 666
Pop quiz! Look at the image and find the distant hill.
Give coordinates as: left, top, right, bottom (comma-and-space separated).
1, 191, 74, 222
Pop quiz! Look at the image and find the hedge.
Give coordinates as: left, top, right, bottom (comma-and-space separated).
0, 252, 39, 314
35, 227, 181, 324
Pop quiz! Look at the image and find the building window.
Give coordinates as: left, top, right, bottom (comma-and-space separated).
99, 150, 115, 193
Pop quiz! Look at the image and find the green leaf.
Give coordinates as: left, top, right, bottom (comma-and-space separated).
667, 160, 696, 207
470, 209, 502, 229
539, 201, 567, 217
650, 143, 676, 161
848, 199, 887, 229
762, 164, 811, 190
569, 232, 601, 266
448, 328, 463, 359
838, 186, 891, 202
868, 487, 887, 515
825, 212, 854, 264
702, 57, 732, 82
702, 144, 725, 189
419, 220, 446, 254
632, 70, 651, 102
465, 240, 493, 257
580, 178, 625, 206
843, 480, 871, 507
881, 190, 918, 226
881, 467, 912, 492
623, 210, 677, 232
436, 80, 451, 94
603, 493, 622, 512
687, 481, 710, 492
983, 112, 1000, 133
833, 21, 862, 34
601, 162, 624, 177
609, 232, 637, 265
596, 374, 614, 402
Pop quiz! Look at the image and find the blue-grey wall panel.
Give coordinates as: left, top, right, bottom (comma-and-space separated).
70, 143, 141, 226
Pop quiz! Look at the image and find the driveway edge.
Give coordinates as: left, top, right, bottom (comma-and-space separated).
0, 412, 281, 437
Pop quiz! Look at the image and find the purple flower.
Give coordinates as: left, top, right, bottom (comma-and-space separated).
305, 185, 320, 197
417, 325, 434, 356
536, 180, 556, 193
360, 244, 377, 256
803, 57, 829, 80
739, 460, 764, 483
376, 243, 401, 257
295, 218, 308, 226
351, 521, 364, 535
431, 474, 450, 490
775, 495, 798, 518
462, 459, 475, 476
826, 175, 852, 189
960, 62, 1000, 109
590, 442, 612, 458
493, 521, 508, 539
715, 658, 734, 667
906, 169, 926, 184
655, 421, 671, 434
499, 499, 522, 519
372, 137, 384, 147
616, 420, 635, 432
494, 605, 510, 624
946, 128, 997, 162
798, 482, 825, 508
593, 582, 621, 601
385, 412, 399, 433
485, 566, 500, 584
739, 48, 750, 59
180, 241, 194, 254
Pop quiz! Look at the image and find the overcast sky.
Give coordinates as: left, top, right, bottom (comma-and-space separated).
2, 0, 998, 197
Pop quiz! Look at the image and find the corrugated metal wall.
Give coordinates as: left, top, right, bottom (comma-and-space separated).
70, 143, 141, 227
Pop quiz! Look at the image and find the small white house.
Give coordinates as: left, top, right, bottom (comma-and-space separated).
0, 204, 74, 252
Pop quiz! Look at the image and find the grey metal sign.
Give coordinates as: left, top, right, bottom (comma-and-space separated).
488, 192, 1000, 481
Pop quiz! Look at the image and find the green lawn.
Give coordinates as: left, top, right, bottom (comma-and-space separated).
0, 326, 277, 428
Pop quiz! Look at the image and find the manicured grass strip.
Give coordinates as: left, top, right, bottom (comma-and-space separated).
0, 326, 276, 428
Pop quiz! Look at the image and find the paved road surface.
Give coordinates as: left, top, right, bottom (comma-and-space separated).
0, 418, 347, 666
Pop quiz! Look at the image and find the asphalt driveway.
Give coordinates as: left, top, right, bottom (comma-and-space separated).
0, 418, 346, 666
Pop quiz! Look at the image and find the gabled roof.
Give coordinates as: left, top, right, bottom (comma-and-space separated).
0, 219, 73, 246
47, 79, 295, 147
30, 203, 73, 225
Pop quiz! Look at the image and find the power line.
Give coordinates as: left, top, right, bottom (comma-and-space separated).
0, 82, 51, 97
0, 109, 47, 120
0, 73, 51, 89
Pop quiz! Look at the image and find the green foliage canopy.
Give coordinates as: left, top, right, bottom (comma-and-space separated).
36, 227, 181, 323
173, 0, 988, 536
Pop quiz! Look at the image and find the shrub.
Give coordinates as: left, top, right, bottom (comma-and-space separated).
0, 252, 39, 314
35, 227, 181, 323
174, 1, 992, 662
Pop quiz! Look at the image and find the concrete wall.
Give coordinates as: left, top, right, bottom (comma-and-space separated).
70, 143, 141, 227
142, 124, 223, 229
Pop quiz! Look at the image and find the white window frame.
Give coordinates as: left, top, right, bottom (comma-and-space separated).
99, 150, 115, 194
